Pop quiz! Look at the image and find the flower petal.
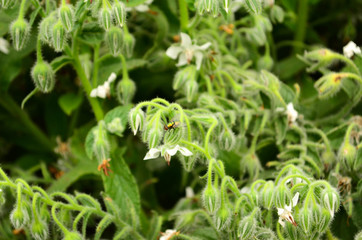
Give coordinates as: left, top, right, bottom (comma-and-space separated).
0, 38, 10, 54
194, 51, 203, 70
166, 46, 183, 59
180, 32, 192, 48
144, 148, 161, 160
176, 53, 188, 67
166, 145, 180, 156
178, 146, 193, 156
108, 72, 117, 83
134, 4, 149, 12
278, 218, 285, 227
198, 42, 211, 50
292, 192, 299, 207
277, 208, 284, 216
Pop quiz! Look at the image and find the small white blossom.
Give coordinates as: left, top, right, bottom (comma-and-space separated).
343, 41, 361, 58
0, 38, 10, 54
277, 192, 299, 227
185, 186, 194, 198
126, 0, 153, 12
90, 72, 116, 98
166, 32, 211, 70
144, 144, 193, 165
286, 103, 298, 124
160, 229, 179, 240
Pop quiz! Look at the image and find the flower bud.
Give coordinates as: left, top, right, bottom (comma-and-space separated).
112, 1, 126, 27
31, 61, 55, 93
92, 121, 110, 161
202, 185, 220, 213
63, 231, 83, 240
39, 15, 57, 44
164, 127, 183, 146
129, 108, 145, 135
214, 203, 231, 230
339, 142, 357, 170
52, 20, 67, 52
117, 78, 136, 105
255, 227, 277, 240
179, 154, 198, 172
317, 208, 332, 232
184, 80, 198, 103
173, 65, 197, 90
59, 4, 75, 32
270, 5, 285, 23
107, 117, 125, 136
196, 0, 206, 15
147, 128, 163, 149
31, 219, 48, 240
218, 127, 236, 151
299, 208, 312, 233
106, 26, 123, 56
257, 54, 274, 71
10, 205, 30, 229
10, 18, 30, 51
1, 0, 16, 9
274, 185, 291, 209
211, 0, 219, 17
321, 189, 339, 218
123, 32, 135, 57
261, 181, 274, 209
238, 215, 256, 240
314, 73, 345, 99
99, 8, 113, 30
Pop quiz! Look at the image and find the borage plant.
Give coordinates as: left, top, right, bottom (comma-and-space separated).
0, 0, 361, 239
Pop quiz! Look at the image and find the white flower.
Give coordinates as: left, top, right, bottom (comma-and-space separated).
286, 103, 298, 124
0, 38, 10, 54
144, 144, 193, 165
286, 177, 303, 185
126, 0, 153, 12
160, 229, 179, 240
343, 41, 361, 58
277, 192, 299, 227
90, 72, 116, 98
185, 186, 194, 198
166, 32, 211, 70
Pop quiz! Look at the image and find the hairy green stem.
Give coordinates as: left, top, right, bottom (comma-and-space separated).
293, 0, 308, 54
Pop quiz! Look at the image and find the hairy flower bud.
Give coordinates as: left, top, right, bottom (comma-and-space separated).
164, 127, 183, 146
129, 108, 145, 135
202, 185, 220, 213
257, 54, 274, 71
63, 231, 83, 240
196, 0, 206, 15
339, 142, 357, 170
59, 4, 75, 32
113, 1, 126, 27
117, 78, 136, 105
238, 215, 256, 240
31, 219, 48, 240
10, 18, 30, 51
1, 0, 16, 8
31, 61, 55, 93
93, 121, 110, 161
99, 8, 113, 30
218, 127, 236, 151
10, 205, 30, 229
262, 181, 274, 209
173, 65, 197, 90
317, 208, 332, 233
275, 185, 291, 209
106, 26, 123, 56
321, 189, 339, 218
147, 128, 163, 149
39, 15, 57, 44
123, 32, 135, 57
214, 203, 231, 230
299, 208, 312, 233
52, 20, 67, 52
185, 80, 198, 103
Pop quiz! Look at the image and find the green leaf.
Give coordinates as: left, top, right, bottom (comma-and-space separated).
51, 55, 72, 73
58, 93, 83, 115
78, 22, 105, 46
125, 0, 148, 7
104, 105, 132, 137
274, 115, 288, 144
244, 0, 262, 14
47, 160, 99, 193
102, 148, 141, 223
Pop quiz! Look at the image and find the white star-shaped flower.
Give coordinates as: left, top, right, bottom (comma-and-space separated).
277, 192, 299, 227
0, 38, 10, 54
166, 32, 211, 70
144, 144, 193, 165
343, 41, 361, 58
90, 72, 116, 99
160, 229, 179, 240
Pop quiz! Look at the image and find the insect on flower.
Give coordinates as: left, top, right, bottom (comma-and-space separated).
163, 120, 181, 131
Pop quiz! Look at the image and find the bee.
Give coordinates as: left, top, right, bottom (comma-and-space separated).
164, 121, 180, 131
